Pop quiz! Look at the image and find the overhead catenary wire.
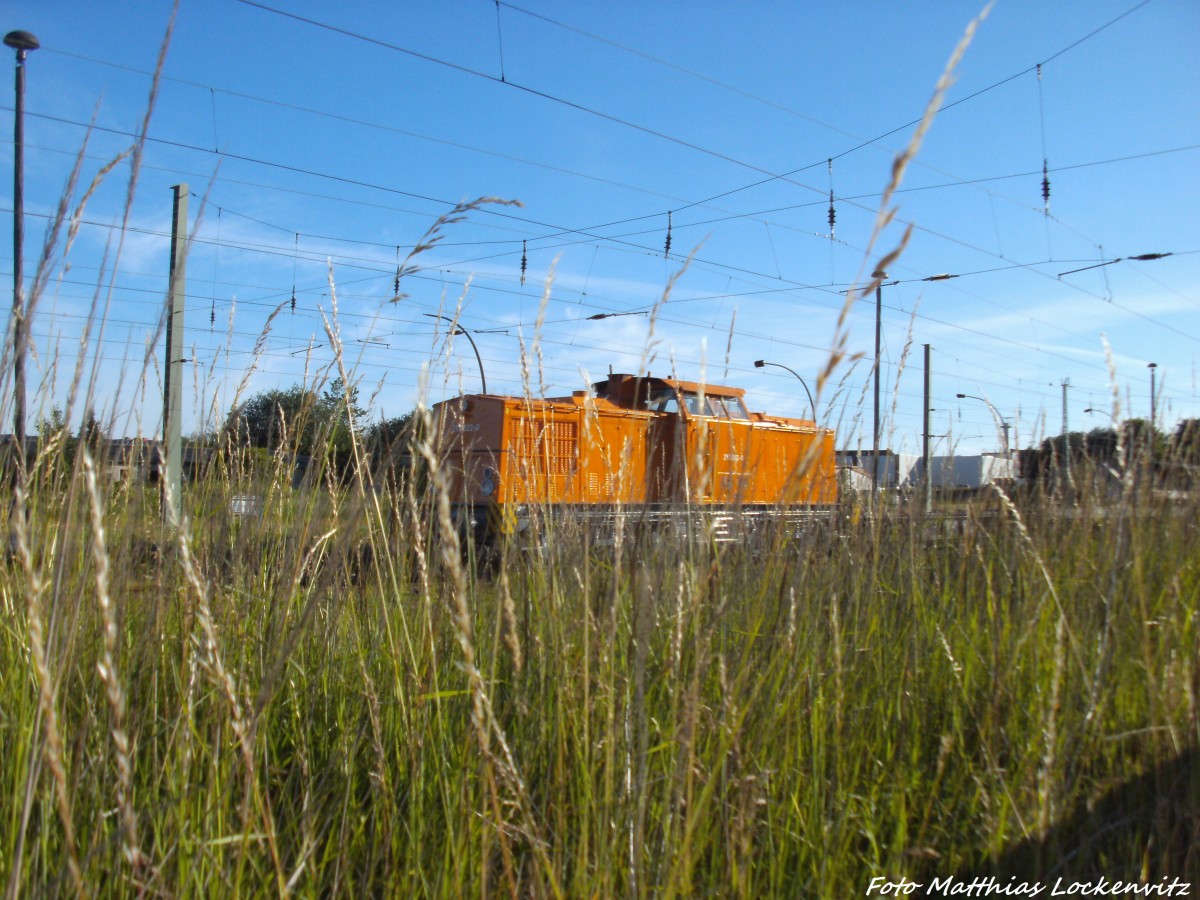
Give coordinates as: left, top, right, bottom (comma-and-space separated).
44, 11, 1173, 272
14, 105, 1198, 307
12, 0, 1194, 436
32, 0, 1177, 292
494, 0, 1156, 221
12, 173, 1200, 350
26, 255, 1171, 408
10, 197, 1199, 385
225, 0, 1156, 249
32, 232, 1176, 427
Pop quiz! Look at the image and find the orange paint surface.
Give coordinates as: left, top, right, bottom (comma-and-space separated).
433, 373, 837, 512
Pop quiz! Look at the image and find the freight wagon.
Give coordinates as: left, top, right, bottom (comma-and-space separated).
431, 371, 837, 546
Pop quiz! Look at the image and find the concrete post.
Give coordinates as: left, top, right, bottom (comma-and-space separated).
163, 184, 187, 525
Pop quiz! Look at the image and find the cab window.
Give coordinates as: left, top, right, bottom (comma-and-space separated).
725, 397, 749, 419
651, 388, 680, 413
682, 392, 713, 416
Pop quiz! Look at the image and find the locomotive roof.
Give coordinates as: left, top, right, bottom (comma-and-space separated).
433, 372, 750, 411
591, 373, 746, 400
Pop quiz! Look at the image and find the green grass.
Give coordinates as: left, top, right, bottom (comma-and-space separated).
1, 453, 1196, 897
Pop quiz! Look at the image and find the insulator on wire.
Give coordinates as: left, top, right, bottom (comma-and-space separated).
664, 211, 673, 258
211, 207, 222, 332
1036, 64, 1051, 214
290, 232, 299, 313
827, 158, 836, 237
521, 240, 528, 285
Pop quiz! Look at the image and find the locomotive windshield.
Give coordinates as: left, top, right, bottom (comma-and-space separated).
709, 396, 749, 419
651, 388, 748, 419
648, 386, 679, 413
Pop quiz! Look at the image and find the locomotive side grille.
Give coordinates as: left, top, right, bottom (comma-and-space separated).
514, 418, 578, 475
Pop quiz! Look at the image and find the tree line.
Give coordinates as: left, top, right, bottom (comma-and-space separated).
1019, 418, 1200, 483
215, 377, 416, 478
29, 377, 417, 483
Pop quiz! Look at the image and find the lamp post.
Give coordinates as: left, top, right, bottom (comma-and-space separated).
753, 359, 815, 421
6, 30, 38, 477
955, 393, 1011, 460
424, 313, 487, 395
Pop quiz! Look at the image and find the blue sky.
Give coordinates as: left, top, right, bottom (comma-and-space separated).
2, 0, 1197, 454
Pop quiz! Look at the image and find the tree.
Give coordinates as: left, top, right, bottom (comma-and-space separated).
1168, 419, 1200, 464
319, 377, 366, 467
36, 404, 76, 466
365, 412, 415, 464
1083, 427, 1119, 464
1023, 431, 1087, 483
79, 406, 107, 454
1120, 418, 1166, 463
225, 385, 323, 456
224, 379, 373, 478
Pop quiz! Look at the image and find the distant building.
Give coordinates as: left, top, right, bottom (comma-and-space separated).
104, 438, 160, 483
836, 450, 923, 488
927, 453, 1016, 489
837, 449, 1016, 491
0, 434, 39, 472
2, 435, 213, 485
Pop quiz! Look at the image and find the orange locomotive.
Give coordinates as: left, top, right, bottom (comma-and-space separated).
432, 372, 837, 544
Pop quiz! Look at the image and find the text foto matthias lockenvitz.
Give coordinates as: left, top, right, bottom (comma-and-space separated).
867, 876, 1192, 897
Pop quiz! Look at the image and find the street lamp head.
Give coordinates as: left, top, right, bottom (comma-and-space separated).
1148, 362, 1157, 370
4, 31, 39, 53
955, 393, 967, 399
753, 359, 765, 368
871, 268, 888, 279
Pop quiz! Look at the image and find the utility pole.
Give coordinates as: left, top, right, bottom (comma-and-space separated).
1148, 362, 1158, 426
163, 185, 187, 526
923, 343, 932, 515
6, 31, 38, 483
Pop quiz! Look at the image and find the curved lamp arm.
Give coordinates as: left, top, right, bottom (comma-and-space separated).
754, 359, 816, 422
955, 393, 1011, 457
425, 313, 487, 395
